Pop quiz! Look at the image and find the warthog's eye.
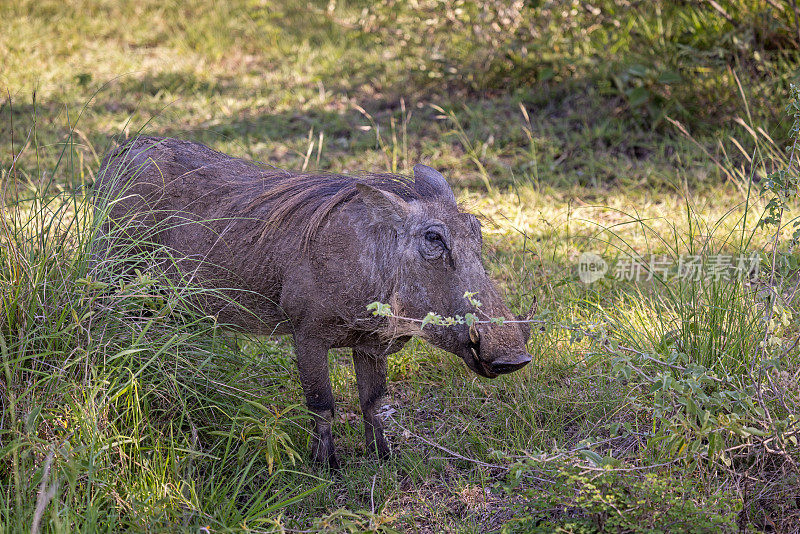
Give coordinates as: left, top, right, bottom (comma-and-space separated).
425, 230, 444, 245
419, 225, 451, 263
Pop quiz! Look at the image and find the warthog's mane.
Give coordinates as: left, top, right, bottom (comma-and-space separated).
100, 136, 435, 251
242, 170, 425, 248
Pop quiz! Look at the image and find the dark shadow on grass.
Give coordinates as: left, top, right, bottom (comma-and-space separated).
1, 67, 725, 196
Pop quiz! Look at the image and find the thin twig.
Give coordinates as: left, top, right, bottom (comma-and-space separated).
704, 0, 735, 24
389, 415, 511, 470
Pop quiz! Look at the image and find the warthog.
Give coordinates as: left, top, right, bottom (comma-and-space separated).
95, 136, 533, 468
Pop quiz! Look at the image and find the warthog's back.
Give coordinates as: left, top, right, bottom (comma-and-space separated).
93, 136, 421, 334
95, 136, 298, 332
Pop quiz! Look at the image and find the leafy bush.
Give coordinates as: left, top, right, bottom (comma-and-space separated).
502, 464, 740, 533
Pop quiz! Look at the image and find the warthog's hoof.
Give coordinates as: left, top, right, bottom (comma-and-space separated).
366, 435, 391, 460
311, 437, 340, 470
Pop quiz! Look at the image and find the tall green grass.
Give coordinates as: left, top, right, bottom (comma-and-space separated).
0, 127, 330, 531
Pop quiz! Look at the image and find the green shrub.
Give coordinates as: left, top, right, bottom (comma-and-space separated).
502, 464, 740, 533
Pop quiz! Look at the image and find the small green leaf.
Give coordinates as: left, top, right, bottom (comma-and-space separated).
538, 67, 555, 81
421, 312, 441, 329
657, 70, 682, 84
627, 64, 649, 77
367, 302, 393, 316
579, 449, 604, 466
741, 426, 767, 437
627, 86, 650, 108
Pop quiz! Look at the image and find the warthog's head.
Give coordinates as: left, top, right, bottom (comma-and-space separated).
357, 165, 534, 378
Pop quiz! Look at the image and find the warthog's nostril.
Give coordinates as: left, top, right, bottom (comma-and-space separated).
490, 354, 532, 375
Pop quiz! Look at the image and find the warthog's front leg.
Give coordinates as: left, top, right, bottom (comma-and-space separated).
294, 335, 339, 469
353, 349, 390, 459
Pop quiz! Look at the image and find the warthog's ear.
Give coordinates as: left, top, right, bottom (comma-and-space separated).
355, 183, 409, 225
413, 164, 457, 205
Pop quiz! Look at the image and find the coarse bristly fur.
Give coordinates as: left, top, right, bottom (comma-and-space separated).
94, 135, 534, 468
242, 170, 424, 250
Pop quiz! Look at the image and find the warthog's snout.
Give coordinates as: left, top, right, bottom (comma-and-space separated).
466, 346, 532, 378
491, 354, 531, 375
489, 354, 532, 375
465, 324, 532, 378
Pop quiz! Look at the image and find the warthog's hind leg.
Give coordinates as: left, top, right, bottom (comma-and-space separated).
353, 349, 390, 459
294, 335, 339, 469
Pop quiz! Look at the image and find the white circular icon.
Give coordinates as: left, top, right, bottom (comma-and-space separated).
577, 252, 608, 284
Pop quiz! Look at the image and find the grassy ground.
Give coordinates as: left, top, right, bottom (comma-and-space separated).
2, 1, 800, 532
